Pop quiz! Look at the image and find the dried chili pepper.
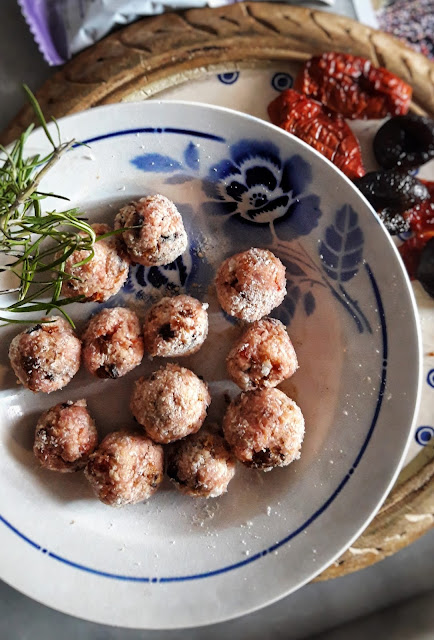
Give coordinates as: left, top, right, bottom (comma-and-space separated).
399, 180, 434, 282
294, 52, 412, 119
268, 89, 365, 179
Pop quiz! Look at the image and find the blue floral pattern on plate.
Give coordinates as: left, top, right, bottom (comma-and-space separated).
130, 137, 371, 333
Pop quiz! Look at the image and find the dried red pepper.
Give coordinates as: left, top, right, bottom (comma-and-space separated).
268, 89, 365, 179
399, 180, 434, 279
294, 52, 412, 119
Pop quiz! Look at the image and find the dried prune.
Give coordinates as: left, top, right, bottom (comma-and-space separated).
398, 180, 434, 278
374, 114, 434, 170
354, 170, 429, 213
417, 238, 434, 298
377, 209, 410, 235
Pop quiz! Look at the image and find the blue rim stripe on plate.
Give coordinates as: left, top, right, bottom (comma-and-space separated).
0, 127, 388, 584
0, 515, 41, 551
74, 128, 226, 146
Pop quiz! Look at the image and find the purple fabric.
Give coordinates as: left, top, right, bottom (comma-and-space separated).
18, 0, 65, 65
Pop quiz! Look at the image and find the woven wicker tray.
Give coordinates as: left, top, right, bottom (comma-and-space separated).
2, 2, 433, 581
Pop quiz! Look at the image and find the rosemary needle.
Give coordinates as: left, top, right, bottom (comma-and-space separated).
0, 86, 97, 327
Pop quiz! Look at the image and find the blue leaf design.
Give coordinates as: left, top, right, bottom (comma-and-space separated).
284, 285, 301, 321
303, 291, 315, 316
291, 286, 301, 303
165, 174, 196, 184
279, 155, 312, 196
285, 261, 306, 276
131, 154, 182, 172
319, 205, 364, 282
184, 142, 199, 170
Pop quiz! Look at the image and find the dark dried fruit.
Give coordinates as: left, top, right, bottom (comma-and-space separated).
268, 89, 365, 179
294, 52, 412, 119
354, 170, 429, 214
417, 237, 434, 298
399, 180, 434, 278
374, 114, 434, 170
159, 323, 175, 340
26, 324, 42, 335
377, 209, 410, 235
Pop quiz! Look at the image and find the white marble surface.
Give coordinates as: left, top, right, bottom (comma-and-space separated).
0, 0, 433, 637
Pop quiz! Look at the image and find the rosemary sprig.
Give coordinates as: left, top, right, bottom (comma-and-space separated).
0, 86, 97, 327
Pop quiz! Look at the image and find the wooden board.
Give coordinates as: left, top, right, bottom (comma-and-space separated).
1, 2, 433, 580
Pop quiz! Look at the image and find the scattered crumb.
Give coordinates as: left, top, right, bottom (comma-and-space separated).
405, 513, 434, 523
349, 547, 380, 556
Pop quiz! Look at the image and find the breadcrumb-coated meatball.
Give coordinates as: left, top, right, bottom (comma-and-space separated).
143, 295, 208, 358
215, 248, 286, 322
223, 388, 304, 471
114, 195, 187, 266
227, 318, 298, 390
82, 307, 144, 379
84, 430, 164, 506
130, 364, 211, 444
8, 317, 81, 393
62, 223, 130, 302
166, 431, 236, 498
33, 399, 98, 472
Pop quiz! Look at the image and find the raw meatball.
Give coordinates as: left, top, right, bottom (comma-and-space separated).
62, 223, 129, 302
215, 248, 286, 322
114, 195, 188, 266
85, 430, 164, 506
33, 399, 98, 472
130, 363, 210, 444
8, 317, 81, 393
227, 318, 298, 390
82, 307, 144, 379
143, 295, 209, 358
166, 431, 236, 498
223, 388, 304, 471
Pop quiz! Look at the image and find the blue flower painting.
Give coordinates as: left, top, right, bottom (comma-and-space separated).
202, 139, 322, 243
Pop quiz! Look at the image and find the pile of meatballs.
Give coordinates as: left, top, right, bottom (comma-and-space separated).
8, 195, 305, 507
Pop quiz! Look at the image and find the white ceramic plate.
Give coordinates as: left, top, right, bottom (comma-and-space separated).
0, 101, 421, 629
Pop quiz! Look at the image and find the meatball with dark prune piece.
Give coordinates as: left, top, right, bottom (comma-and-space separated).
223, 388, 304, 471
82, 307, 144, 379
61, 223, 129, 302
166, 431, 236, 498
85, 430, 164, 506
33, 399, 98, 472
114, 195, 187, 266
143, 295, 208, 358
9, 317, 81, 393
215, 248, 286, 322
130, 364, 210, 444
227, 318, 298, 390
